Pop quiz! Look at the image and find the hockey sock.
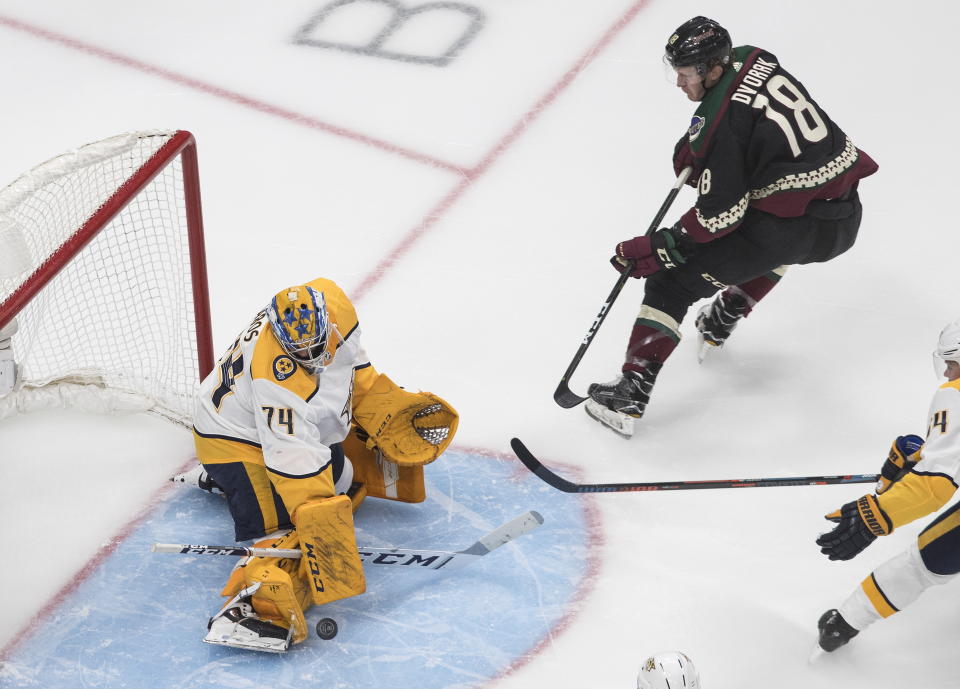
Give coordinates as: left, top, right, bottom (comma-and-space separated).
623, 305, 680, 373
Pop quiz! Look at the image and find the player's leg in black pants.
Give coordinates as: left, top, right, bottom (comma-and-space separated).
587, 192, 861, 429
624, 190, 862, 373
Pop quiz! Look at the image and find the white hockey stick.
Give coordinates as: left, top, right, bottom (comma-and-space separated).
153, 510, 544, 571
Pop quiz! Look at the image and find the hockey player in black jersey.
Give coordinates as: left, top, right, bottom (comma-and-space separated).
586, 16, 878, 437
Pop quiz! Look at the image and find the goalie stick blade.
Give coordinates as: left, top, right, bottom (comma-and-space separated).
510, 437, 880, 494
553, 380, 587, 408
470, 510, 543, 554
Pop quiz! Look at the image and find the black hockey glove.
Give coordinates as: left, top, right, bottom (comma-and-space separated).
611, 223, 694, 278
876, 434, 924, 494
816, 494, 892, 561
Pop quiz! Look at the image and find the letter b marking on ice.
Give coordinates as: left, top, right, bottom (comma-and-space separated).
294, 0, 485, 67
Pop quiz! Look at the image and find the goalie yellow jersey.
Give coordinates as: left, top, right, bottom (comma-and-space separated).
879, 378, 960, 528
193, 278, 378, 539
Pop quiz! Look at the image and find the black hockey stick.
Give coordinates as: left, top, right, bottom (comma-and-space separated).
554, 166, 693, 408
510, 438, 879, 493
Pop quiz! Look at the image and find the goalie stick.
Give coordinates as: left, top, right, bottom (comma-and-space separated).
511, 438, 879, 493
153, 509, 544, 571
554, 166, 693, 409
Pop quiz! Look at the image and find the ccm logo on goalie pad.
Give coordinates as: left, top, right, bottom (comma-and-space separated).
303, 542, 325, 593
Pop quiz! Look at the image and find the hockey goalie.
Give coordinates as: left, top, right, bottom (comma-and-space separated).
192, 277, 458, 652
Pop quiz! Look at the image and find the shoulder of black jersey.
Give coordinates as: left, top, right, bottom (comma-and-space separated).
688, 45, 767, 155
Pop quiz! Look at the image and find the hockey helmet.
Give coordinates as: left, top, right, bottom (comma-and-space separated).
665, 16, 732, 75
933, 317, 960, 380
637, 651, 701, 689
268, 285, 332, 373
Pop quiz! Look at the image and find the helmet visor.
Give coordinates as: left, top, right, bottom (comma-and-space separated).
933, 351, 960, 382
663, 57, 705, 86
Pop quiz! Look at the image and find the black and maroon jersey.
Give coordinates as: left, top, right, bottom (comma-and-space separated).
672, 45, 878, 243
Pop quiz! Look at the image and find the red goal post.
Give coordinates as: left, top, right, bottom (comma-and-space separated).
0, 130, 214, 426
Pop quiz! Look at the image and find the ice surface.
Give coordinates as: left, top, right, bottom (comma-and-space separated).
0, 0, 958, 687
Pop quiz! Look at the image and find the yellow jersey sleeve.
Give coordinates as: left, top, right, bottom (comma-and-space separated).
877, 471, 956, 529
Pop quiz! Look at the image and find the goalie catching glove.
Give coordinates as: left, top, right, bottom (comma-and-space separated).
352, 373, 458, 466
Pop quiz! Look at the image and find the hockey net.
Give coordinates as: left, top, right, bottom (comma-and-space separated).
0, 130, 213, 427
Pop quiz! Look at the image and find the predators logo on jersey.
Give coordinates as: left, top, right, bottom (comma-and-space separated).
273, 355, 297, 381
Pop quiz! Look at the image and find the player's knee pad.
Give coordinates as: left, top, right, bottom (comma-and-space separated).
294, 495, 366, 606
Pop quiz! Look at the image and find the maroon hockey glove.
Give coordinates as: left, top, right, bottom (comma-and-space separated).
610, 225, 690, 278
816, 494, 892, 561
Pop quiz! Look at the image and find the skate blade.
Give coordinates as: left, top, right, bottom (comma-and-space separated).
584, 399, 635, 438
697, 336, 722, 364
807, 645, 827, 664
202, 635, 290, 653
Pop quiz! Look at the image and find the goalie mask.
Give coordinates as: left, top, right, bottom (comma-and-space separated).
933, 318, 960, 381
637, 651, 700, 689
268, 285, 332, 373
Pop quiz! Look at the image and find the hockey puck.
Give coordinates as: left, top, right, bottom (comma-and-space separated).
316, 617, 338, 640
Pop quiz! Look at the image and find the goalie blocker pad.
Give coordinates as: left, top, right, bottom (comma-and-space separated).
352, 373, 458, 467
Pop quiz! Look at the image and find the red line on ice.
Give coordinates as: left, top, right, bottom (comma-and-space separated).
0, 457, 196, 660
0, 14, 464, 175
350, 0, 652, 300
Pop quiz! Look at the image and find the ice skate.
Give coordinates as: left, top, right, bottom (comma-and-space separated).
816, 608, 859, 653
170, 462, 224, 496
585, 365, 660, 438
203, 583, 294, 653
695, 290, 750, 363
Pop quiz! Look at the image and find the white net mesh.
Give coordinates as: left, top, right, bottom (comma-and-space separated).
0, 131, 205, 427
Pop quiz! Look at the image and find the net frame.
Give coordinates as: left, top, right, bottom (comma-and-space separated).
0, 130, 214, 426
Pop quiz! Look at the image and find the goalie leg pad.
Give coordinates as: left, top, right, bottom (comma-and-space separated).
217, 529, 311, 644
294, 495, 366, 606
246, 565, 309, 643
343, 426, 426, 502
352, 373, 459, 467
